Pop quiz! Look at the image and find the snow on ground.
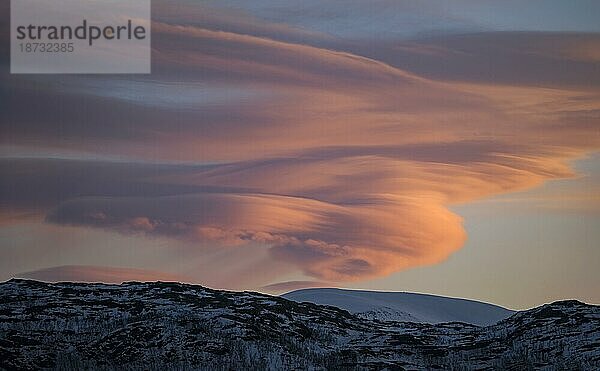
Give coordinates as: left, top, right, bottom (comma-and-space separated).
283, 288, 515, 326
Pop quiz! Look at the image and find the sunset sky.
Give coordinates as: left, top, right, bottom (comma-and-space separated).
1, 0, 599, 309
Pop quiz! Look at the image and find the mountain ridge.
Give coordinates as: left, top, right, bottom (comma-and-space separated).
1, 279, 598, 369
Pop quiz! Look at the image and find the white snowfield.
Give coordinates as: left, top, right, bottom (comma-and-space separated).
283, 288, 515, 326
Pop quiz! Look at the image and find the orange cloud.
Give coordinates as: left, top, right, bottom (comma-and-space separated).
1, 4, 599, 285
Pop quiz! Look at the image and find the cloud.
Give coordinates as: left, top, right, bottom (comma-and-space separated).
1, 1, 599, 285
17, 265, 187, 284
347, 32, 600, 87
261, 280, 332, 294
44, 192, 461, 281
27, 147, 580, 281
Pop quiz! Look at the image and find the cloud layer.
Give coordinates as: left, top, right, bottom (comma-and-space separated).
18, 265, 186, 284
1, 0, 599, 284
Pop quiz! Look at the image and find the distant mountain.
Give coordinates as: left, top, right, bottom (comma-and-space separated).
283, 288, 515, 326
1, 279, 599, 370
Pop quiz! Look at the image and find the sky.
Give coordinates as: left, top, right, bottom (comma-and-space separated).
1, 0, 599, 309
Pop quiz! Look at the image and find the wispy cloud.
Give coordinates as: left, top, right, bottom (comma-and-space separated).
261, 280, 332, 294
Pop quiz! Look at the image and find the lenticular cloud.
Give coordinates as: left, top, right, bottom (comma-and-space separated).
2, 1, 599, 282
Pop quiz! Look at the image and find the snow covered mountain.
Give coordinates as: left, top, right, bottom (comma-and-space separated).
283, 288, 515, 326
1, 279, 599, 370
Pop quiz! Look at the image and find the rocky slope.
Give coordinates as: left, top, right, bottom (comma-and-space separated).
0, 279, 598, 370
